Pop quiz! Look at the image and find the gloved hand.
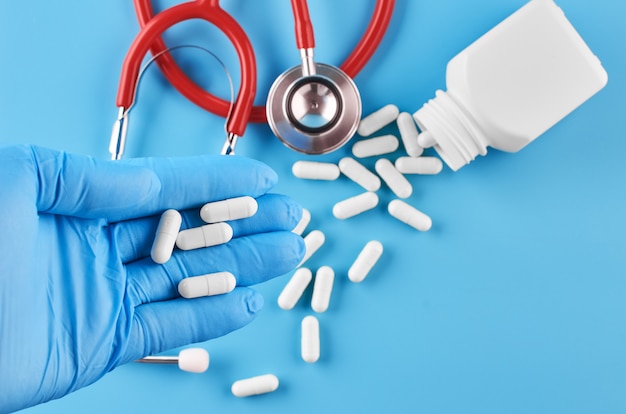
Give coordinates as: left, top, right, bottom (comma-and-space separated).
0, 144, 304, 413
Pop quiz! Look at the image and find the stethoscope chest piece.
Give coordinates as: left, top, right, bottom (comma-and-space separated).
266, 63, 361, 154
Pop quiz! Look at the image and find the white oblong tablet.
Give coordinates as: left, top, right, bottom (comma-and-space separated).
417, 130, 436, 148
357, 104, 400, 136
178, 348, 210, 373
176, 222, 233, 251
292, 208, 311, 236
150, 209, 182, 264
299, 230, 325, 267
311, 266, 334, 313
231, 374, 279, 397
277, 268, 313, 310
332, 192, 379, 220
352, 134, 399, 158
397, 112, 424, 157
200, 196, 258, 223
348, 240, 384, 283
375, 158, 412, 199
292, 161, 340, 180
338, 157, 381, 192
301, 315, 320, 363
388, 199, 432, 231
395, 156, 443, 175
178, 271, 236, 299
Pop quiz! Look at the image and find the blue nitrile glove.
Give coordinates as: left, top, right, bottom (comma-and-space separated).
0, 144, 304, 413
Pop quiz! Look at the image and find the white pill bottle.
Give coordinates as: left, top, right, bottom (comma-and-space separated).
413, 0, 608, 171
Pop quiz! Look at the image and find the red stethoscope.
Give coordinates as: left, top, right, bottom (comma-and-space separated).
109, 0, 395, 159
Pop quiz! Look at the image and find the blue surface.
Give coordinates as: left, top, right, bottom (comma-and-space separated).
1, 0, 625, 413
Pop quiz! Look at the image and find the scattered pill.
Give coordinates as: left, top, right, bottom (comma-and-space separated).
311, 266, 334, 313
178, 271, 236, 299
277, 268, 313, 310
292, 161, 340, 180
200, 196, 258, 223
397, 112, 424, 157
388, 199, 432, 231
150, 209, 182, 264
417, 130, 436, 148
176, 222, 233, 250
332, 192, 379, 220
231, 374, 279, 397
338, 157, 381, 191
301, 315, 320, 363
395, 156, 443, 175
348, 241, 384, 283
352, 134, 399, 158
299, 230, 325, 267
375, 158, 412, 199
292, 208, 311, 236
357, 104, 400, 136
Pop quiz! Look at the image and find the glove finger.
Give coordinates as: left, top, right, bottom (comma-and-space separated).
126, 231, 304, 305
113, 193, 303, 264
121, 287, 263, 363
31, 144, 277, 221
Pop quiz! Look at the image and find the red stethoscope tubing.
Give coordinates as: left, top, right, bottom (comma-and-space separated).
124, 0, 394, 134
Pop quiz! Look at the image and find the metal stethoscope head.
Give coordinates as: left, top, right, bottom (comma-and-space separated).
266, 48, 362, 154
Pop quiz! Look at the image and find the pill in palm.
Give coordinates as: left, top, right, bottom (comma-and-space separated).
397, 112, 424, 157
200, 196, 258, 223
292, 161, 340, 180
417, 130, 436, 148
375, 158, 412, 199
178, 271, 236, 299
357, 104, 400, 136
292, 208, 311, 236
352, 134, 399, 158
299, 230, 325, 267
277, 267, 313, 310
348, 240, 384, 283
332, 191, 379, 220
150, 209, 182, 264
176, 222, 233, 250
395, 156, 443, 175
338, 157, 381, 191
388, 199, 432, 231
231, 374, 279, 397
311, 266, 334, 313
301, 315, 320, 363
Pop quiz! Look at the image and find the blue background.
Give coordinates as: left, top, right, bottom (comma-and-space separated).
1, 0, 625, 413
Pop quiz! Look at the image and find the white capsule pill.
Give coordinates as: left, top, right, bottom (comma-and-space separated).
178, 348, 210, 373
176, 222, 233, 250
388, 199, 432, 231
348, 240, 384, 283
417, 130, 436, 148
231, 374, 279, 397
301, 315, 320, 363
178, 271, 236, 299
357, 104, 400, 137
332, 192, 379, 220
397, 112, 424, 157
338, 157, 381, 191
292, 208, 311, 236
395, 156, 443, 175
299, 230, 325, 267
375, 158, 412, 199
200, 196, 258, 223
150, 209, 182, 264
311, 266, 334, 313
277, 267, 313, 310
352, 134, 399, 158
292, 161, 340, 180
